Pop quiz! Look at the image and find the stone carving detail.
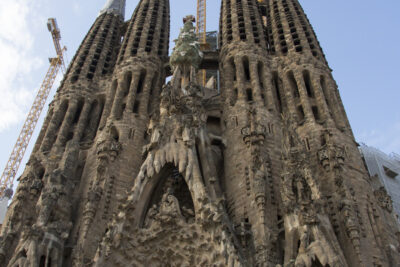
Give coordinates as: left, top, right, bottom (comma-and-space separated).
317, 131, 346, 172
315, 129, 367, 264
374, 186, 393, 213
1, 1, 400, 265
148, 190, 186, 225
3, 141, 79, 267
91, 17, 245, 267
280, 114, 348, 267
335, 171, 364, 262
96, 122, 122, 164
240, 107, 279, 265
95, 214, 241, 266
317, 147, 330, 170
138, 18, 208, 183
80, 122, 123, 241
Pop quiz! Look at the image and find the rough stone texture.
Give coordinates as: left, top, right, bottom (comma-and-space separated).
0, 0, 399, 266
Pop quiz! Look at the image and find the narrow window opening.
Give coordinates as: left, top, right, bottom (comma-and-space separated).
39, 256, 46, 267
297, 105, 305, 122
272, 72, 283, 113
229, 58, 237, 81
243, 57, 251, 81
137, 70, 146, 94
124, 72, 132, 97
246, 89, 253, 102
133, 101, 140, 114
288, 71, 300, 98
312, 106, 320, 121
303, 70, 314, 97
320, 75, 331, 109
84, 98, 105, 141
258, 62, 265, 92
72, 100, 84, 124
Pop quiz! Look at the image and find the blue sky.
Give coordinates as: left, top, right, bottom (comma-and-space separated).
0, 0, 399, 182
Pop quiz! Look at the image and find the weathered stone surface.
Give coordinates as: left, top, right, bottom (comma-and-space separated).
0, 0, 399, 266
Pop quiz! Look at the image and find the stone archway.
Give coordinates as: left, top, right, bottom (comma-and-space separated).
140, 163, 195, 228
94, 162, 242, 267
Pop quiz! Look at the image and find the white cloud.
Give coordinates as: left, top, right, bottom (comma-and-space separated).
0, 0, 45, 132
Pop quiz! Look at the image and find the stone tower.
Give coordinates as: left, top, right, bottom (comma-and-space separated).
1, 0, 400, 266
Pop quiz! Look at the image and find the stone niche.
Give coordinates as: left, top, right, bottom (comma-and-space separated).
142, 163, 195, 228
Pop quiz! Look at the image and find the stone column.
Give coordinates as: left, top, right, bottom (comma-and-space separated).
294, 70, 314, 122
55, 100, 79, 147
73, 100, 93, 142
41, 101, 68, 152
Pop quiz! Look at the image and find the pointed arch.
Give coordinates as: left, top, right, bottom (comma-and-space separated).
140, 163, 195, 228
129, 145, 208, 228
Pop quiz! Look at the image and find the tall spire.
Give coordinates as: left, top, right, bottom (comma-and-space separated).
99, 0, 126, 19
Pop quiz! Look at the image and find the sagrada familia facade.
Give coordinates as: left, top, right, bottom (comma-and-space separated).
0, 0, 399, 266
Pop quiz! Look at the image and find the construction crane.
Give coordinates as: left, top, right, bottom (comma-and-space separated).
196, 0, 208, 86
0, 18, 67, 199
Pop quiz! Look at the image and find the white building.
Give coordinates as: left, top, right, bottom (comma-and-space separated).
360, 144, 400, 223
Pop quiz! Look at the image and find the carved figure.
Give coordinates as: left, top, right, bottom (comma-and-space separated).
374, 186, 393, 213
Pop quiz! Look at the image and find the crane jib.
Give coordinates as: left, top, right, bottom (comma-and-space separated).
0, 19, 66, 199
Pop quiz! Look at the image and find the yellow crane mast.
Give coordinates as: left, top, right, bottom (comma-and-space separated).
196, 0, 207, 86
0, 18, 66, 199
